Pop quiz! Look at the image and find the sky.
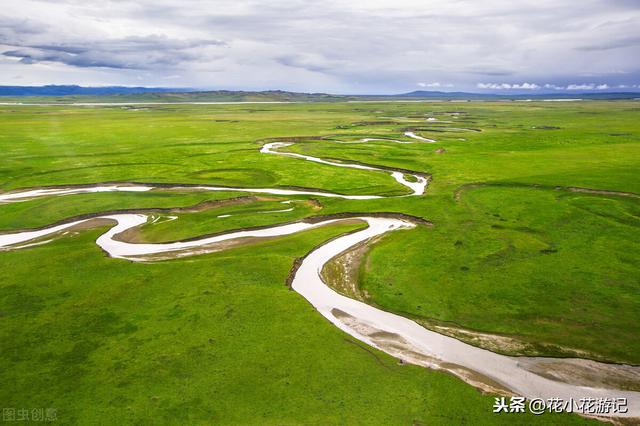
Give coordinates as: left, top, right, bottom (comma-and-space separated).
1, 0, 639, 94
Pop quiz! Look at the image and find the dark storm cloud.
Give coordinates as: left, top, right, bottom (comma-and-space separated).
2, 35, 225, 70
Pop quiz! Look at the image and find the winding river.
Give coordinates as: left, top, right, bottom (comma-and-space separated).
1, 131, 638, 419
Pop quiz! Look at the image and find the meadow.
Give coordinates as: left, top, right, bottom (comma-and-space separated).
1, 100, 638, 424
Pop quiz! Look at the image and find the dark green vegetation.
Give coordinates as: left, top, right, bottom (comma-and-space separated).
2, 100, 638, 424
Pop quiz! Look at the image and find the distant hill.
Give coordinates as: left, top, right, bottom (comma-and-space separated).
0, 86, 638, 102
0, 85, 186, 96
0, 87, 350, 102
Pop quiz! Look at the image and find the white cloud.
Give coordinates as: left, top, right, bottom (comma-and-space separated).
567, 84, 594, 90
417, 82, 454, 88
566, 83, 611, 90
514, 83, 540, 89
477, 83, 510, 89
477, 82, 540, 90
543, 83, 563, 90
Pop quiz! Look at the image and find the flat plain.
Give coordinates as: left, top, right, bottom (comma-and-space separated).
1, 101, 638, 424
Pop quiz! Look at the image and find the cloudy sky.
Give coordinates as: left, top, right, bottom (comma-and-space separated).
1, 0, 639, 93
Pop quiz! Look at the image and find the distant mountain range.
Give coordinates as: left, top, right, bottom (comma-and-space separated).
0, 85, 638, 101
0, 85, 185, 96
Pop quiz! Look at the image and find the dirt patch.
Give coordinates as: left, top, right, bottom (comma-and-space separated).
517, 358, 640, 392
285, 219, 368, 289
566, 186, 640, 198
331, 308, 513, 396
531, 125, 561, 130
124, 235, 283, 262
424, 323, 531, 354
71, 218, 116, 231
306, 198, 322, 210
305, 212, 431, 226
336, 310, 640, 400
413, 318, 640, 382
0, 217, 117, 251
321, 238, 377, 302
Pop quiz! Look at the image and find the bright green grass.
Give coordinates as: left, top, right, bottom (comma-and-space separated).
0, 101, 637, 424
362, 187, 639, 363
0, 225, 592, 425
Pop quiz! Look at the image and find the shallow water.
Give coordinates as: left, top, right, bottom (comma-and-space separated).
404, 131, 437, 142
0, 138, 427, 203
260, 142, 427, 195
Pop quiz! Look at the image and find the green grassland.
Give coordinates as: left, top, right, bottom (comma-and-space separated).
1, 100, 638, 424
